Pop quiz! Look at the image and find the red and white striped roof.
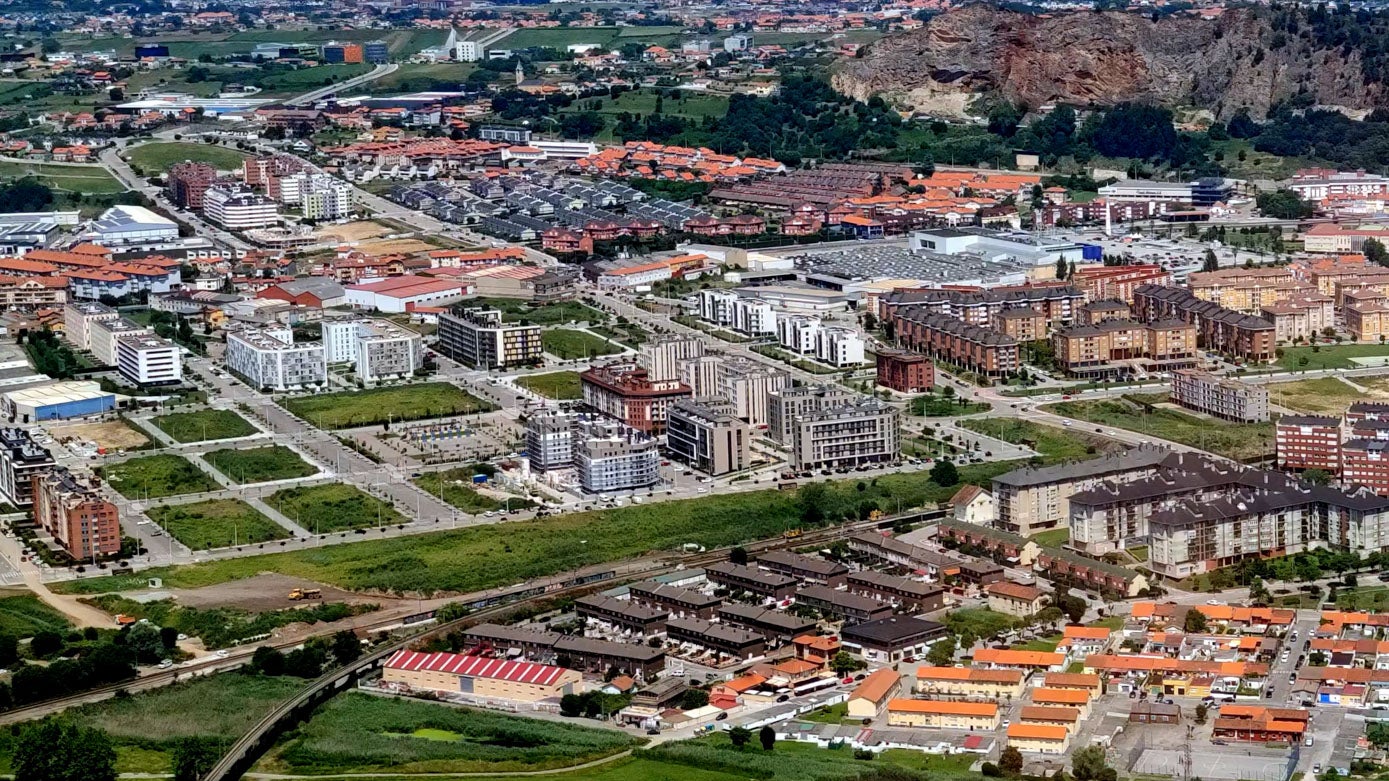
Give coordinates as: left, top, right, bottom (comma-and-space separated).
385, 651, 568, 686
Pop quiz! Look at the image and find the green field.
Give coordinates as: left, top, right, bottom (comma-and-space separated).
1046, 396, 1275, 460
542, 329, 624, 360
267, 483, 405, 534
205, 445, 317, 484
126, 142, 249, 174
147, 499, 291, 550
515, 371, 582, 399
1276, 344, 1389, 371
1334, 586, 1389, 610
97, 455, 218, 499
261, 692, 640, 775
946, 608, 1020, 641
150, 409, 258, 443
909, 394, 991, 417
341, 62, 473, 95
0, 161, 125, 194
569, 88, 730, 120
0, 592, 72, 638
1267, 377, 1364, 415
1032, 528, 1069, 548
958, 418, 1111, 462
414, 469, 536, 514
0, 673, 301, 775
59, 29, 444, 58
282, 383, 494, 429
469, 298, 606, 326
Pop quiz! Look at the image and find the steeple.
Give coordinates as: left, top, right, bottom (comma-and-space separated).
515, 61, 525, 85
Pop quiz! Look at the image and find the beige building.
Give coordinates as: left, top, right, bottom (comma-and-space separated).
1018, 705, 1082, 732
1030, 687, 1092, 719
63, 301, 118, 352
1188, 267, 1316, 313
914, 667, 1025, 700
886, 698, 1000, 729
1007, 723, 1071, 754
791, 398, 900, 471
383, 650, 581, 702
950, 484, 994, 526
767, 384, 855, 445
1051, 319, 1197, 378
846, 667, 901, 720
666, 398, 751, 476
992, 448, 1172, 536
986, 581, 1045, 617
639, 335, 705, 382
1170, 370, 1270, 423
1260, 294, 1334, 343
992, 308, 1047, 341
1347, 301, 1389, 342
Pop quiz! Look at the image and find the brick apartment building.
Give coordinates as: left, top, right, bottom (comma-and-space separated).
1132, 285, 1277, 362
166, 161, 219, 210
1051, 319, 1197, 378
580, 362, 693, 434
31, 467, 120, 560
892, 308, 1019, 379
875, 349, 934, 393
1071, 264, 1172, 303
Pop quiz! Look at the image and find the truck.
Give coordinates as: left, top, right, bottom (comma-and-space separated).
288, 588, 322, 601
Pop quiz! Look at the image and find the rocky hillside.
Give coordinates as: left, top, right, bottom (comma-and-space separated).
831, 5, 1384, 119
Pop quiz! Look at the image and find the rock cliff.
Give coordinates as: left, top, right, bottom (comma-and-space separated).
831, 5, 1382, 119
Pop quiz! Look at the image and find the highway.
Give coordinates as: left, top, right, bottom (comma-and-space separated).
286, 63, 398, 106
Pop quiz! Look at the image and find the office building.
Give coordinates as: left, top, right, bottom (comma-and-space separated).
791, 399, 900, 471
574, 417, 660, 493
203, 184, 279, 229
167, 161, 220, 210
321, 319, 423, 382
90, 317, 152, 366
580, 362, 691, 434
321, 42, 364, 63
638, 335, 703, 383
224, 326, 326, 391
875, 349, 934, 393
436, 307, 542, 369
115, 335, 182, 386
666, 398, 750, 476
364, 40, 389, 63
1170, 370, 1269, 423
0, 428, 53, 507
31, 467, 119, 561
767, 384, 855, 445
63, 301, 118, 352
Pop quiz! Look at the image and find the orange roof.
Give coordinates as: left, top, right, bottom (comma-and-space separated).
793, 634, 841, 652
1031, 688, 1090, 705
916, 666, 1024, 684
1062, 626, 1113, 641
1019, 705, 1081, 722
1084, 654, 1261, 676
850, 668, 900, 704
1131, 602, 1157, 619
1008, 723, 1069, 741
887, 698, 998, 716
1042, 672, 1102, 689
720, 674, 766, 693
773, 658, 820, 676
973, 648, 1064, 667
987, 582, 1043, 602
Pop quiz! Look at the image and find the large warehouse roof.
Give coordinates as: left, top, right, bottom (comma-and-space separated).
385, 650, 569, 685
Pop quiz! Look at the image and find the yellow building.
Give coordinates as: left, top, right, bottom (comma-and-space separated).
915, 666, 1026, 700
886, 698, 1000, 730
1007, 723, 1071, 754
985, 581, 1045, 618
384, 650, 581, 702
1019, 705, 1081, 733
847, 668, 901, 720
1030, 687, 1091, 719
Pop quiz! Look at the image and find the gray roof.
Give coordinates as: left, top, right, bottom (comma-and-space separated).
992, 447, 1173, 488
274, 277, 345, 299
842, 616, 947, 645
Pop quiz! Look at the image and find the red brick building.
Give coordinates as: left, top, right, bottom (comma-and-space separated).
1132, 284, 1276, 362
1072, 265, 1173, 303
891, 309, 1019, 379
1275, 415, 1342, 473
31, 468, 120, 561
167, 161, 219, 210
1340, 439, 1389, 495
875, 349, 934, 393
580, 362, 692, 434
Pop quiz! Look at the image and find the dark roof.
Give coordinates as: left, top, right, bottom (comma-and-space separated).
841, 616, 947, 646
757, 550, 849, 578
1279, 415, 1340, 427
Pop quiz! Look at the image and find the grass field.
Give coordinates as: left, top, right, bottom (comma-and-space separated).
1276, 344, 1389, 371
1334, 586, 1389, 610
1046, 396, 1275, 460
542, 329, 624, 360
150, 409, 258, 443
0, 161, 125, 194
261, 692, 640, 775
470, 298, 606, 326
97, 454, 218, 499
946, 608, 1019, 641
147, 499, 291, 550
1032, 528, 1069, 548
126, 142, 249, 174
342, 62, 474, 95
908, 395, 991, 417
637, 734, 979, 781
267, 483, 405, 534
570, 89, 729, 120
414, 469, 536, 514
515, 371, 582, 400
0, 592, 72, 638
1267, 377, 1364, 415
0, 673, 301, 775
958, 418, 1112, 462
204, 446, 317, 484
282, 383, 494, 429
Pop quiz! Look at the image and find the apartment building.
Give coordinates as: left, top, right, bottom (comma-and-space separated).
574, 417, 661, 493
697, 289, 775, 335
202, 183, 279, 229
767, 384, 856, 445
1132, 285, 1277, 362
580, 362, 692, 435
886, 699, 1000, 730
816, 326, 866, 367
993, 447, 1173, 536
715, 358, 789, 427
436, 307, 542, 370
875, 349, 933, 393
115, 335, 182, 386
1147, 489, 1323, 578
1276, 415, 1342, 473
915, 667, 1025, 700
1170, 370, 1270, 423
993, 308, 1048, 342
275, 172, 355, 220
790, 399, 900, 471
637, 335, 703, 382
881, 285, 1083, 330
1341, 439, 1389, 495
1051, 319, 1198, 378
1076, 300, 1132, 325
776, 315, 821, 354
666, 398, 750, 476
166, 161, 220, 210
679, 355, 721, 398
892, 308, 1019, 378
1188, 267, 1316, 314
63, 301, 118, 352
1072, 264, 1172, 303
322, 319, 423, 382
1346, 300, 1389, 342
846, 571, 945, 612
31, 467, 119, 560
0, 428, 53, 507
525, 410, 577, 473
90, 317, 152, 367
224, 326, 326, 391
1260, 294, 1335, 343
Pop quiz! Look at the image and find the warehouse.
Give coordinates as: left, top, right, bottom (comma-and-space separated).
383, 650, 581, 702
1, 381, 116, 423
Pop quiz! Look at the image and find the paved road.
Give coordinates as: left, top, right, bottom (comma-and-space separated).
287, 63, 398, 106
100, 144, 253, 251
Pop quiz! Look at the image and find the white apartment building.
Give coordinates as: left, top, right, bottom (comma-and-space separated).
90, 317, 152, 366
279, 173, 354, 220
203, 184, 280, 230
224, 326, 326, 391
815, 327, 866, 367
526, 410, 577, 473
456, 39, 484, 61
698, 289, 738, 327
777, 315, 821, 354
718, 358, 789, 426
574, 417, 661, 493
680, 355, 721, 397
638, 335, 704, 382
63, 301, 118, 352
115, 335, 182, 385
732, 299, 776, 336
321, 319, 424, 381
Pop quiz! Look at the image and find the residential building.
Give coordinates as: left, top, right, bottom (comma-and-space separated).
767, 385, 855, 445
224, 326, 326, 391
794, 584, 893, 622
757, 550, 848, 587
1076, 300, 1132, 325
1276, 415, 1341, 473
892, 308, 1019, 379
436, 307, 542, 369
1188, 267, 1316, 314
1021, 705, 1083, 732
992, 447, 1173, 536
816, 326, 866, 367
321, 319, 423, 382
1261, 294, 1335, 343
31, 466, 119, 560
526, 410, 577, 473
697, 289, 776, 335
0, 428, 53, 507
875, 349, 933, 393
776, 315, 821, 354
986, 581, 1045, 618
847, 668, 902, 720
575, 594, 667, 637
166, 161, 219, 210
886, 699, 1000, 730
881, 283, 1083, 329
580, 362, 692, 434
666, 398, 750, 476
790, 399, 900, 471
638, 335, 703, 383
1211, 706, 1309, 743
845, 572, 945, 613
716, 603, 816, 644
63, 301, 117, 352
627, 581, 721, 620
950, 484, 994, 526
1007, 724, 1071, 754
665, 617, 765, 660
993, 307, 1048, 341
90, 317, 151, 366
915, 667, 1025, 699
1170, 370, 1270, 423
713, 357, 788, 426
1340, 439, 1389, 495
704, 561, 797, 600
1132, 285, 1277, 362
203, 184, 279, 230
1050, 319, 1198, 379
840, 616, 948, 664
115, 335, 181, 385
574, 417, 661, 493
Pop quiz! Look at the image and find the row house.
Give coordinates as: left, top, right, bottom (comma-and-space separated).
1132, 284, 1276, 362
892, 308, 1019, 379
880, 284, 1083, 331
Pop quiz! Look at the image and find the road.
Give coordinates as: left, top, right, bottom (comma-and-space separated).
286, 63, 398, 106
99, 144, 253, 252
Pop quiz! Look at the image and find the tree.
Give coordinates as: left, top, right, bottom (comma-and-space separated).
729, 546, 749, 565
1248, 577, 1271, 604
1183, 608, 1208, 633
30, 631, 62, 658
1000, 746, 1024, 776
251, 645, 285, 676
170, 737, 218, 781
798, 482, 829, 525
0, 633, 18, 666
759, 725, 776, 751
1056, 593, 1086, 624
560, 693, 583, 717
1071, 745, 1115, 781
930, 460, 959, 487
1256, 190, 1313, 220
1202, 248, 1219, 272
988, 102, 1022, 137
1055, 255, 1068, 280
159, 626, 178, 650
729, 726, 753, 749
830, 651, 863, 677
1302, 468, 1333, 486
330, 630, 362, 665
1366, 238, 1389, 267
680, 688, 709, 710
125, 622, 164, 664
1194, 703, 1209, 725
13, 721, 117, 781
927, 637, 956, 666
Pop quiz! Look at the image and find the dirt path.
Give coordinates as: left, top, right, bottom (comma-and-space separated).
242, 750, 636, 779
0, 534, 113, 628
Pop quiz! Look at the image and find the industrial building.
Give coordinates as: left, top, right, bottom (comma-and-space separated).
1, 382, 115, 424
383, 650, 581, 702
436, 307, 543, 369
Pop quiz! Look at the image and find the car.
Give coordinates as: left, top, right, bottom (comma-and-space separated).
1207, 599, 1224, 606
776, 694, 790, 702
1062, 421, 1072, 427
1265, 689, 1275, 699
1313, 765, 1322, 775
715, 712, 727, 721
1305, 737, 1314, 747
215, 649, 229, 658
646, 728, 661, 735
1290, 673, 1298, 683
158, 659, 173, 669
1212, 740, 1228, 746
1001, 720, 1011, 728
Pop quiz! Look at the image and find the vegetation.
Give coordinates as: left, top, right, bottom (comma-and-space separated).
909, 394, 990, 417
515, 371, 582, 400
204, 446, 316, 484
1275, 344, 1389, 371
945, 609, 1019, 644
0, 594, 71, 639
97, 455, 217, 499
413, 469, 536, 514
12, 721, 115, 781
542, 329, 624, 360
469, 298, 606, 326
146, 500, 290, 550
1266, 378, 1366, 415
84, 594, 372, 651
266, 483, 405, 534
150, 409, 257, 443
634, 733, 978, 781
1046, 396, 1275, 460
20, 329, 90, 378
282, 383, 494, 429
126, 142, 249, 174
958, 418, 1110, 462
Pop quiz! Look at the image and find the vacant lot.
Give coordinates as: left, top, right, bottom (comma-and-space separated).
147, 499, 291, 550
471, 298, 606, 326
0, 161, 125, 194
151, 409, 258, 443
205, 446, 316, 484
414, 469, 536, 514
543, 329, 623, 360
515, 371, 582, 400
958, 418, 1111, 462
1267, 377, 1364, 415
282, 383, 494, 429
126, 142, 249, 174
261, 692, 639, 775
908, 395, 990, 417
1276, 344, 1389, 371
267, 483, 405, 534
98, 455, 218, 499
0, 592, 72, 638
1031, 528, 1069, 548
1046, 397, 1275, 460
48, 419, 149, 450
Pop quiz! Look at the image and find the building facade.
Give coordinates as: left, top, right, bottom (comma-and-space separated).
224, 326, 326, 391
31, 467, 119, 560
436, 307, 543, 369
1170, 370, 1270, 423
790, 399, 900, 470
666, 398, 750, 476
